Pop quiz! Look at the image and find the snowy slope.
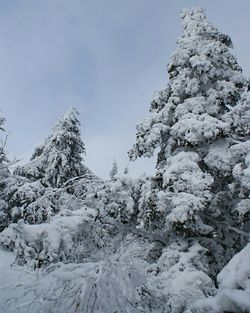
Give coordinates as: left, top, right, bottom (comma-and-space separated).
0, 247, 35, 313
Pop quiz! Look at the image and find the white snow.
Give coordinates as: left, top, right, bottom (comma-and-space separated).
0, 247, 35, 313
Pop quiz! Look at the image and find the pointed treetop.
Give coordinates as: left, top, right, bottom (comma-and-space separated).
124, 164, 129, 175
53, 106, 80, 132
129, 6, 245, 163
180, 7, 232, 47
16, 107, 87, 187
181, 7, 209, 35
0, 114, 8, 167
61, 106, 78, 119
110, 159, 118, 181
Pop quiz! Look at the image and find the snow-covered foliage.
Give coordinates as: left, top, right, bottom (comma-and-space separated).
15, 107, 87, 188
3, 233, 217, 313
194, 243, 250, 313
161, 151, 214, 235
8, 236, 159, 313
0, 208, 101, 268
1, 7, 250, 313
149, 239, 215, 313
109, 159, 118, 181
97, 174, 146, 225
129, 8, 246, 162
7, 179, 51, 223
21, 260, 153, 313
4, 108, 96, 226
129, 7, 250, 275
136, 177, 165, 230
230, 140, 250, 227
98, 174, 169, 232
0, 114, 11, 231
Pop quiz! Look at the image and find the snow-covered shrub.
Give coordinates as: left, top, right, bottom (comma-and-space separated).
149, 239, 215, 313
7, 179, 52, 223
136, 178, 165, 230
97, 174, 169, 233
7, 171, 103, 226
0, 208, 112, 268
97, 174, 147, 225
6, 235, 165, 313
16, 236, 216, 313
24, 260, 151, 313
55, 172, 104, 211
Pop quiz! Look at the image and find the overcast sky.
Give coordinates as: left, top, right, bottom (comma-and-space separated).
1, 0, 250, 179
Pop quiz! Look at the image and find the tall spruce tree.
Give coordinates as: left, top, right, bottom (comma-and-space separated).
129, 7, 250, 274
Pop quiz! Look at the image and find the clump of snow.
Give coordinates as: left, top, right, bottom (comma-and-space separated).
204, 140, 232, 176
233, 199, 250, 222
0, 208, 102, 268
193, 243, 250, 312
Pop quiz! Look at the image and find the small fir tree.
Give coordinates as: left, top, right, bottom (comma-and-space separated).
109, 159, 118, 181
124, 164, 129, 175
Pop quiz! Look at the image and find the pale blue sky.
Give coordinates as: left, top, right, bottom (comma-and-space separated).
1, 0, 250, 178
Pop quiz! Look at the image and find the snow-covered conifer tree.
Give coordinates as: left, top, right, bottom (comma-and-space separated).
98, 175, 147, 225
16, 107, 87, 187
0, 114, 9, 230
7, 107, 90, 224
1, 8, 250, 313
124, 164, 129, 175
129, 7, 249, 274
0, 114, 7, 178
109, 159, 118, 181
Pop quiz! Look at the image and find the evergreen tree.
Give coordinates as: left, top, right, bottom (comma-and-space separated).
7, 107, 89, 224
109, 159, 118, 181
16, 107, 87, 188
1, 8, 250, 313
98, 175, 147, 225
0, 114, 7, 178
129, 7, 250, 274
0, 114, 9, 230
124, 164, 129, 175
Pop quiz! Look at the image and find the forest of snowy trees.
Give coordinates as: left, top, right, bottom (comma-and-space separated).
0, 7, 250, 313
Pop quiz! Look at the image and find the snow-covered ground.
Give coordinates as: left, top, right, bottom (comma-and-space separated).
0, 247, 35, 313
